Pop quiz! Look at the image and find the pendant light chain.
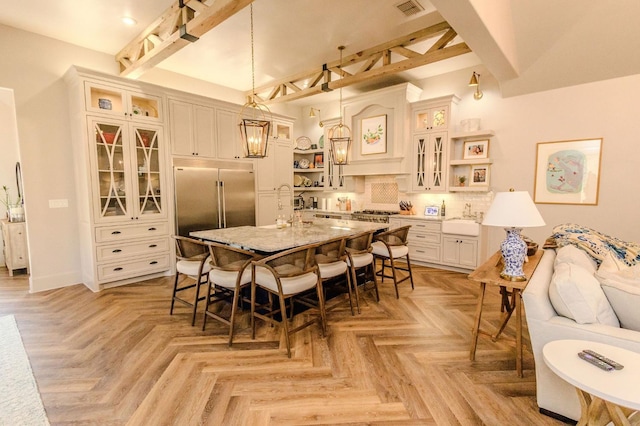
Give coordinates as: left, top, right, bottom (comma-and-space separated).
338, 45, 344, 125
250, 3, 256, 100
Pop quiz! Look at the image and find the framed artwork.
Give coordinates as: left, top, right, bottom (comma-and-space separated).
463, 139, 489, 160
533, 138, 602, 205
314, 153, 324, 168
470, 165, 489, 186
361, 114, 387, 155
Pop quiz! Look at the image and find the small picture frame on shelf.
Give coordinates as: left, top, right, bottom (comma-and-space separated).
463, 140, 489, 160
314, 153, 324, 168
470, 165, 489, 186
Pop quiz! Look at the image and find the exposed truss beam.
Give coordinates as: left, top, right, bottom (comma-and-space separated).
250, 21, 472, 104
116, 0, 253, 79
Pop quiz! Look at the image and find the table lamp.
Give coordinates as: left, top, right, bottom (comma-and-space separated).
482, 189, 545, 281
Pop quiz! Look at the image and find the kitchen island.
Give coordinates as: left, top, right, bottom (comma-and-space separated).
191, 218, 388, 253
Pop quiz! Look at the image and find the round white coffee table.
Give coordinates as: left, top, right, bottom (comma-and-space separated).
543, 339, 640, 425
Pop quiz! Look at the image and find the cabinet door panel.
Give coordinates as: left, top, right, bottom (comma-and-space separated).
194, 105, 216, 158
90, 119, 133, 221
132, 125, 165, 218
169, 100, 194, 156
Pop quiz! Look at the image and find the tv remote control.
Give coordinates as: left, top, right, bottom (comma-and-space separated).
583, 349, 624, 370
578, 352, 614, 371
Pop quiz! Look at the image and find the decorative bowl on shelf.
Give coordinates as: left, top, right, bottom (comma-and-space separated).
101, 132, 116, 144
298, 158, 310, 169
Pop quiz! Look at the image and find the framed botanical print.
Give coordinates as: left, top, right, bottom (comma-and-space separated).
361, 115, 387, 155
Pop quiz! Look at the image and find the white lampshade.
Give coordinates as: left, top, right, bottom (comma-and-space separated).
483, 190, 545, 228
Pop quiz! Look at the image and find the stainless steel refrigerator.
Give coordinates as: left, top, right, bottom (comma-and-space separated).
174, 159, 255, 237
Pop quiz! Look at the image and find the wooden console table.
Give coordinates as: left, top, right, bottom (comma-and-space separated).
468, 249, 543, 377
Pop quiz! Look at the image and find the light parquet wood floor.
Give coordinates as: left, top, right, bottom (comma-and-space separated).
0, 265, 566, 425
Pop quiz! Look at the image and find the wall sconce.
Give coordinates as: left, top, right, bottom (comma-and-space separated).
469, 71, 483, 100
309, 108, 324, 127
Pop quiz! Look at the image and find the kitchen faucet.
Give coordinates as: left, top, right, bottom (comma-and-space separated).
464, 203, 472, 218
277, 183, 293, 211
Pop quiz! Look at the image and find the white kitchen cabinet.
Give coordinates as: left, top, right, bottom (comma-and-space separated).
88, 117, 166, 223
257, 141, 293, 192
1, 219, 29, 276
413, 105, 450, 132
168, 99, 216, 158
410, 132, 448, 192
390, 217, 441, 263
390, 216, 487, 271
272, 119, 293, 144
84, 81, 163, 124
65, 66, 172, 291
441, 236, 479, 269
216, 109, 249, 160
257, 192, 292, 226
409, 96, 458, 193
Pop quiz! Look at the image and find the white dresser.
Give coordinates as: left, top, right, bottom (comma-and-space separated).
1, 219, 29, 276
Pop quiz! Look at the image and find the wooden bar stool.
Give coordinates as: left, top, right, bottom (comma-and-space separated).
345, 230, 379, 313
202, 242, 262, 346
372, 225, 414, 299
250, 244, 326, 358
171, 236, 212, 325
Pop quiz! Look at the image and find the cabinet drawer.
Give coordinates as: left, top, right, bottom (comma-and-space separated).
408, 230, 441, 245
409, 221, 440, 232
409, 244, 441, 263
95, 222, 169, 243
97, 253, 171, 283
96, 237, 169, 262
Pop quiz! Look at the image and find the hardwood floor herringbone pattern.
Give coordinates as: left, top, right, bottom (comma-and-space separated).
0, 266, 564, 425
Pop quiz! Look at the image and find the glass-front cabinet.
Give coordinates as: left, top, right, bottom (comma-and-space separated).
85, 82, 162, 123
89, 117, 165, 223
414, 105, 449, 132
411, 133, 448, 192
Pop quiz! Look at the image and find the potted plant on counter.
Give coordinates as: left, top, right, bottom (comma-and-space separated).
458, 175, 467, 187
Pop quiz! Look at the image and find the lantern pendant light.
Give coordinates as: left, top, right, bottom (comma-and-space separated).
329, 46, 351, 165
238, 3, 272, 158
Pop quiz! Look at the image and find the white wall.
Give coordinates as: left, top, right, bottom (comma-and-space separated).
0, 88, 22, 266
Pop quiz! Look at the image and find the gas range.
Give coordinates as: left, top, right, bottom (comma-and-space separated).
351, 210, 400, 223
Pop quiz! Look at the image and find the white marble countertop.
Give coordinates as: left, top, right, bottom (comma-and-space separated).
191, 218, 388, 253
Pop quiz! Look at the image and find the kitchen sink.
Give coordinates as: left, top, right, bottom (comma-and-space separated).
441, 218, 481, 236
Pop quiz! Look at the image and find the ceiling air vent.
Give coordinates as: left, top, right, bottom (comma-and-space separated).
395, 0, 425, 17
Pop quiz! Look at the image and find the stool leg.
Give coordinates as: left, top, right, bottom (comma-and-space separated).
170, 273, 180, 314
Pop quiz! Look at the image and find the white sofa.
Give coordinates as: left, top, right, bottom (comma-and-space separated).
522, 249, 640, 421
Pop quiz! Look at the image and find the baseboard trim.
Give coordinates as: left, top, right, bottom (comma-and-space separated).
539, 408, 576, 424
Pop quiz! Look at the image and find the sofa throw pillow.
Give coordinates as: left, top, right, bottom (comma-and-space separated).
555, 244, 598, 274
549, 262, 620, 326
596, 259, 640, 331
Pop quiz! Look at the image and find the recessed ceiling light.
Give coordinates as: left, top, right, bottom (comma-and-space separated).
121, 16, 137, 26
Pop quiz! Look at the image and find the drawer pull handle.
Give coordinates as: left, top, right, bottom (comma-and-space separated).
148, 227, 157, 231
111, 231, 122, 235
112, 249, 122, 253
149, 244, 157, 248
149, 261, 158, 265
114, 267, 123, 271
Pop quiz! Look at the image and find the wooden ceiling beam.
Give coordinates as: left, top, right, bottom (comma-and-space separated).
251, 21, 472, 104
116, 0, 253, 79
